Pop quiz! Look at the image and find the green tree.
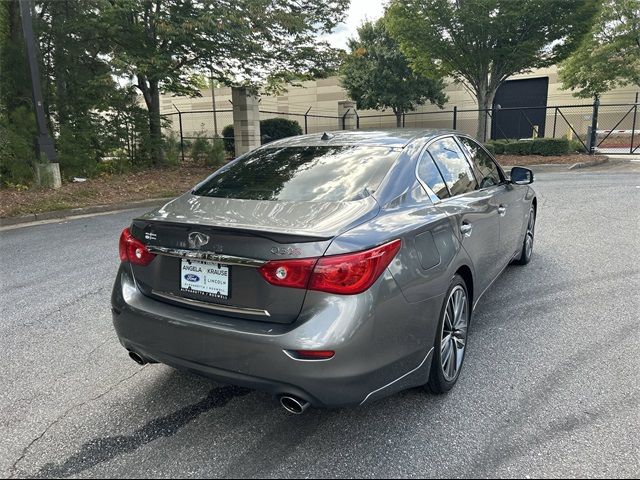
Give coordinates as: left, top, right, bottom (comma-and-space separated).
341, 19, 446, 127
387, 0, 599, 140
102, 0, 350, 165
0, 0, 32, 115
559, 0, 640, 99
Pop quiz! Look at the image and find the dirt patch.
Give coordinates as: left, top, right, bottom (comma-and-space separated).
495, 154, 608, 166
0, 165, 215, 218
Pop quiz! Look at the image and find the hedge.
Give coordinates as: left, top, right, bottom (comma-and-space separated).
222, 117, 303, 155
487, 137, 571, 156
483, 143, 495, 154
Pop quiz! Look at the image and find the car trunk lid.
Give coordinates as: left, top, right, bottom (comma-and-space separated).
129, 194, 379, 323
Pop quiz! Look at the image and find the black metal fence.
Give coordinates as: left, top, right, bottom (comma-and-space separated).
355, 102, 640, 154
164, 101, 640, 156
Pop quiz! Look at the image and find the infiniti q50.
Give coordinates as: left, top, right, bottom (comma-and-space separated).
112, 129, 536, 414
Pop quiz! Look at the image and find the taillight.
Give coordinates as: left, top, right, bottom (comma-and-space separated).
258, 239, 401, 295
119, 228, 156, 266
309, 239, 401, 294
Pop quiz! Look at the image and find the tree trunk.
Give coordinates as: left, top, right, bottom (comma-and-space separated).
395, 110, 403, 128
475, 87, 497, 142
148, 80, 164, 165
137, 75, 164, 165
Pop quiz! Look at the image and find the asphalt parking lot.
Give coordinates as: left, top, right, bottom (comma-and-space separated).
1, 164, 639, 478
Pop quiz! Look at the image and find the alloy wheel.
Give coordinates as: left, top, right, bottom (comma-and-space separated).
440, 285, 468, 382
525, 208, 535, 259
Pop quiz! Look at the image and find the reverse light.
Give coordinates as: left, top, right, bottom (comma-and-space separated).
259, 239, 401, 295
258, 258, 317, 289
119, 228, 156, 266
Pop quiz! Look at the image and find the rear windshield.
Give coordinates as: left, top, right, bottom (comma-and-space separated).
192, 146, 400, 202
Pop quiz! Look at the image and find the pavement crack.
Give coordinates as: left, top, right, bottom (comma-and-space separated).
32, 384, 250, 479
13, 286, 108, 331
7, 367, 146, 479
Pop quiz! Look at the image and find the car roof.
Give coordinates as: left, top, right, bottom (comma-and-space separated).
264, 129, 460, 148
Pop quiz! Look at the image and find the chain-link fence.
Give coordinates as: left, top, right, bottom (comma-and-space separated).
163, 102, 640, 157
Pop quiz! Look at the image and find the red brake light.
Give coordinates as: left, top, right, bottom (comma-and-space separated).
119, 228, 156, 266
258, 239, 401, 295
309, 239, 401, 295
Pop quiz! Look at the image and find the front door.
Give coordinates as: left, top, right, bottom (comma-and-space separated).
422, 137, 502, 294
457, 135, 528, 267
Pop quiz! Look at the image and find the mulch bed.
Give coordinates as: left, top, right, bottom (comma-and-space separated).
0, 165, 215, 218
495, 154, 608, 166
0, 153, 611, 218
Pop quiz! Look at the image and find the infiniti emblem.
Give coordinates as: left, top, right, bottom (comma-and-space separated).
188, 231, 210, 249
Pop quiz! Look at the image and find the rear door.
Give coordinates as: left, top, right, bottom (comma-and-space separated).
418, 137, 502, 294
457, 136, 527, 265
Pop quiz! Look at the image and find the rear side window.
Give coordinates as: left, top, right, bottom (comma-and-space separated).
427, 138, 477, 196
417, 152, 450, 200
193, 146, 400, 202
458, 136, 503, 188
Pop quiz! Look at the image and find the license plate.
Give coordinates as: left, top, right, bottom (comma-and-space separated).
180, 259, 229, 299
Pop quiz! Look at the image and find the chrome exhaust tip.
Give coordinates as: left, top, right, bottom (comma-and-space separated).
279, 395, 310, 415
128, 351, 147, 366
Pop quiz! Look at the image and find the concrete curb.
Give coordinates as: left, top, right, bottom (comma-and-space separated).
568, 157, 611, 170
0, 197, 172, 227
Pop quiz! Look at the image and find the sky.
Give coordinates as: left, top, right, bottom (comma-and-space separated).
321, 0, 386, 50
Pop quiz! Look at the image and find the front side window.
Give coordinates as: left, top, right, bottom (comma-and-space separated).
193, 146, 401, 202
458, 136, 503, 189
427, 138, 477, 196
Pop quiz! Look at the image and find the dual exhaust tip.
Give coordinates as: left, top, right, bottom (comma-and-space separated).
128, 351, 310, 414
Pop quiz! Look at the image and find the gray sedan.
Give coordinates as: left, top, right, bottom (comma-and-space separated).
112, 129, 536, 414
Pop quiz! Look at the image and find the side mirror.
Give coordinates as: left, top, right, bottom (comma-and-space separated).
510, 167, 534, 185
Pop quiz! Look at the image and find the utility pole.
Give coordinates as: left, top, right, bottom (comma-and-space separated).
19, 0, 56, 163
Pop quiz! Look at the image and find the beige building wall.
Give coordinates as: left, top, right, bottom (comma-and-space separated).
161, 66, 639, 139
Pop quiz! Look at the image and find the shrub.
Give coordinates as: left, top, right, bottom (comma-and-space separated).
221, 124, 235, 154
569, 139, 587, 153
96, 154, 131, 175
260, 118, 303, 144
483, 143, 495, 154
530, 138, 570, 156
164, 132, 181, 166
57, 124, 99, 179
221, 118, 302, 155
190, 132, 225, 167
206, 138, 225, 167
486, 139, 508, 154
503, 140, 533, 155
0, 123, 35, 186
0, 108, 37, 186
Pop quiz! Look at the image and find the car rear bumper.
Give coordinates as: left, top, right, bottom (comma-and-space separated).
112, 265, 442, 407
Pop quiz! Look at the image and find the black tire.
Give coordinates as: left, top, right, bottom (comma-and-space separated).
513, 205, 536, 265
427, 274, 470, 394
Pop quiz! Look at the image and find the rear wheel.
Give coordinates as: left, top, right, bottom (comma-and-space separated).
513, 206, 536, 265
427, 275, 470, 394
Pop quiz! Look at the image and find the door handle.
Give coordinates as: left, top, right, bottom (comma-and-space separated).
460, 222, 473, 237
498, 205, 507, 216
